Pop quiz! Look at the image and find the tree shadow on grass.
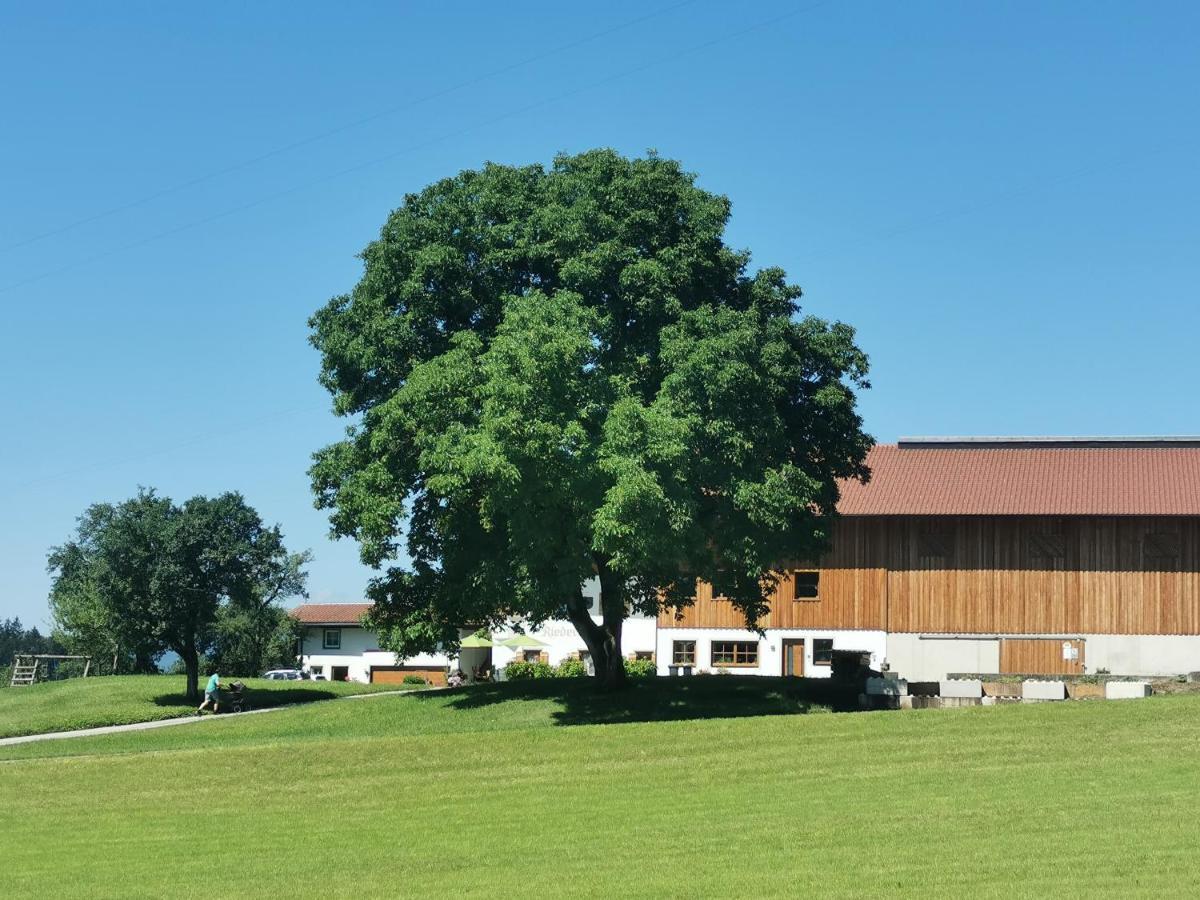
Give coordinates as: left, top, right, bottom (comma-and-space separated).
151, 687, 343, 709
417, 675, 862, 726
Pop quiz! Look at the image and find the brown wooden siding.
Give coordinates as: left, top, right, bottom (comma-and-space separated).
370, 666, 447, 686
659, 516, 1200, 635
1000, 639, 1085, 675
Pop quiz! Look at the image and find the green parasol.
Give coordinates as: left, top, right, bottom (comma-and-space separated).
498, 634, 548, 649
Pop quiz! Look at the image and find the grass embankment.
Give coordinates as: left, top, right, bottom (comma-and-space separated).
0, 675, 408, 738
3, 679, 1198, 897
0, 676, 837, 758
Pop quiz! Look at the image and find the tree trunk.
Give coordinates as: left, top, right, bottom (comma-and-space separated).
182, 646, 200, 700
565, 560, 628, 690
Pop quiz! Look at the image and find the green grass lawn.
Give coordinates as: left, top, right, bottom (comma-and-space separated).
0, 675, 409, 738
3, 679, 1198, 897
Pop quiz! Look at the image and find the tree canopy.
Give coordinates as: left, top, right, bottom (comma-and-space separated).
310, 149, 872, 687
0, 618, 61, 669
48, 488, 309, 697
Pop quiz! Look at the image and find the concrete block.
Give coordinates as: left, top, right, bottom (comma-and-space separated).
1067, 681, 1106, 700
907, 681, 940, 697
1105, 681, 1151, 699
866, 676, 907, 696
898, 695, 914, 710
982, 681, 1022, 699
939, 679, 983, 699
1022, 680, 1066, 701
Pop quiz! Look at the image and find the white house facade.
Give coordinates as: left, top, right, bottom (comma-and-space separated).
294, 579, 659, 685
654, 627, 883, 679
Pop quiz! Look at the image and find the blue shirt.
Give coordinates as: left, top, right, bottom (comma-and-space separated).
206, 674, 220, 694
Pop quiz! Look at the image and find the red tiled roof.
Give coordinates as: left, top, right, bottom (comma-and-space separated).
291, 603, 373, 625
837, 440, 1200, 516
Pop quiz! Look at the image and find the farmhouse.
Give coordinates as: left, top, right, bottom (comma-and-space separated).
294, 581, 658, 685
298, 437, 1200, 684
659, 437, 1200, 681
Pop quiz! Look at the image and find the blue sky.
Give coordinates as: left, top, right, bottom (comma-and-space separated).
3, 1, 1198, 629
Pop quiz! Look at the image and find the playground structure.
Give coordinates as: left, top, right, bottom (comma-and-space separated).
9, 654, 93, 686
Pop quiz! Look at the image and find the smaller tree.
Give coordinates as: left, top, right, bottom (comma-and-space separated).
48, 489, 309, 698
48, 504, 160, 674
210, 605, 303, 676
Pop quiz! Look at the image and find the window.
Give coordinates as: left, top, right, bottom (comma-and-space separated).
308, 665, 324, 678
813, 639, 834, 666
522, 649, 543, 663
711, 641, 759, 667
322, 628, 341, 650
671, 641, 696, 665
793, 571, 820, 600
634, 651, 654, 661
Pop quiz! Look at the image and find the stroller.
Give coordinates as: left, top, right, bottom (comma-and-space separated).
228, 681, 249, 713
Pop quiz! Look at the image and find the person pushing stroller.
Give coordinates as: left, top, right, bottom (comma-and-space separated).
196, 672, 247, 715
197, 671, 224, 715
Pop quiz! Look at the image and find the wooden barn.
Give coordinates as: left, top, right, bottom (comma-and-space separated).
657, 437, 1200, 681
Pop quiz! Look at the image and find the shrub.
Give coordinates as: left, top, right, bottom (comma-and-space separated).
402, 675, 426, 685
624, 657, 657, 678
555, 658, 587, 678
504, 660, 555, 680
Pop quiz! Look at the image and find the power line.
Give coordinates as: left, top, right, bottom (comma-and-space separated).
0, 3, 821, 296
2, 403, 327, 498
808, 143, 1177, 263
2, 3, 825, 501
1, 2, 828, 499
0, 0, 701, 256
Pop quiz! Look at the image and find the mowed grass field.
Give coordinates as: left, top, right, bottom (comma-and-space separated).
0, 675, 406, 738
2, 679, 1198, 898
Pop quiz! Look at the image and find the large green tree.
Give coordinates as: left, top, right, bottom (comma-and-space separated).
310, 149, 871, 688
48, 489, 309, 698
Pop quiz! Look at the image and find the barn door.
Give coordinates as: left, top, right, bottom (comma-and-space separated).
999, 639, 1085, 675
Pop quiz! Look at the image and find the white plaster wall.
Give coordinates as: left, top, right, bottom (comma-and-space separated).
300, 584, 660, 682
490, 576, 657, 671
654, 628, 886, 678
492, 614, 658, 671
300, 627, 449, 683
1083, 634, 1200, 676
884, 633, 1200, 680
884, 636, 1000, 682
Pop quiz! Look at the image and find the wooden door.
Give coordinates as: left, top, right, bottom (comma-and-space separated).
782, 640, 805, 677
999, 639, 1085, 675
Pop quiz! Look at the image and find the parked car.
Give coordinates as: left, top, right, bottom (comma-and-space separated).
262, 669, 303, 680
